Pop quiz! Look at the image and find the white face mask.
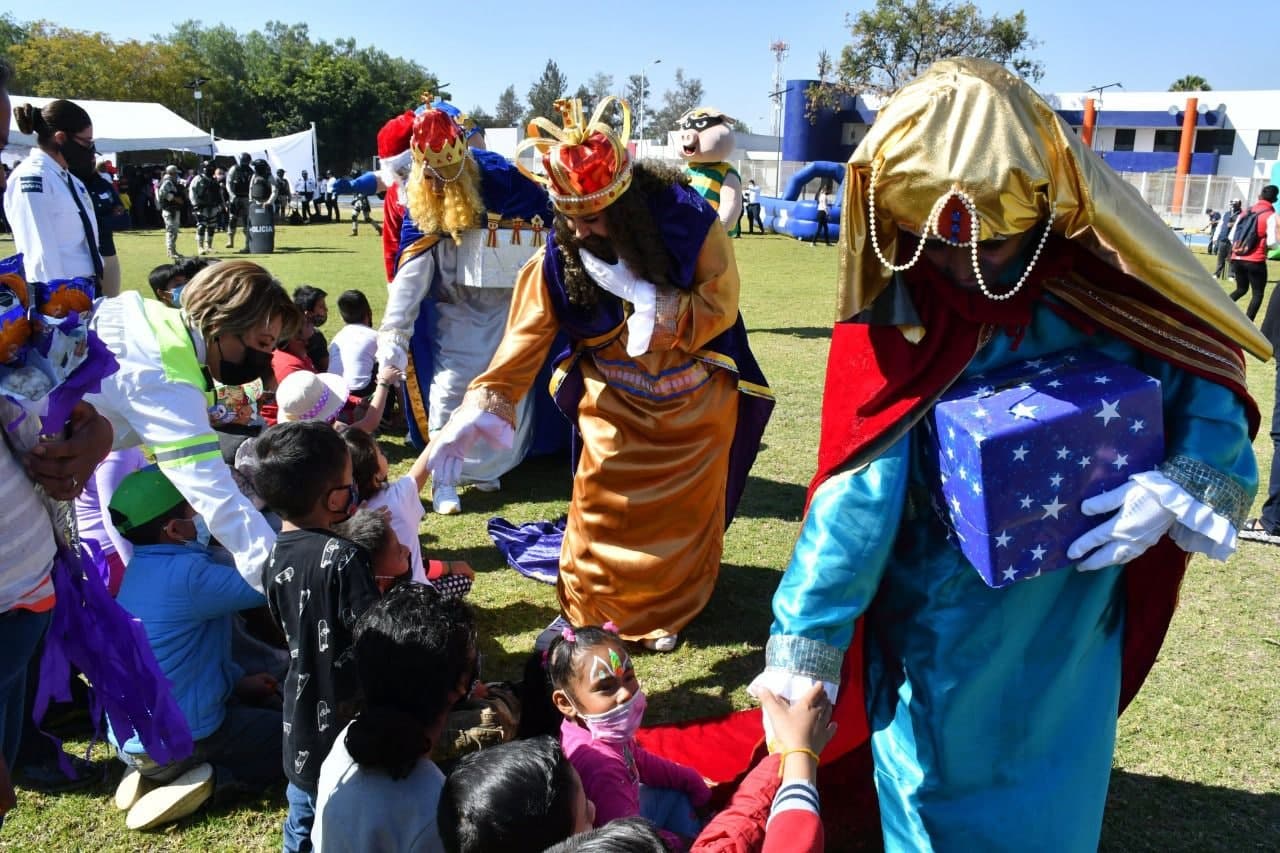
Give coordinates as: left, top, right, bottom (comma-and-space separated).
187, 514, 211, 549
574, 689, 648, 743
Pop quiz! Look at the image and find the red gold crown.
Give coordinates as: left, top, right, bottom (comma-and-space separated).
516, 97, 633, 216
411, 107, 469, 183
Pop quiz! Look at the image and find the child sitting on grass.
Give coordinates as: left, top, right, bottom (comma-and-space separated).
444, 683, 834, 852
252, 421, 381, 853
107, 465, 282, 832
334, 508, 412, 595
312, 583, 477, 852
327, 289, 379, 398
276, 367, 401, 434
438, 735, 596, 853
343, 428, 474, 593
546, 624, 711, 850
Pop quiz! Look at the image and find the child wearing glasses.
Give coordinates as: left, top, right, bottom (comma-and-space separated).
251, 421, 380, 853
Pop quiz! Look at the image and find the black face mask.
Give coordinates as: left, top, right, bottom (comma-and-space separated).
216, 336, 273, 385
61, 138, 97, 182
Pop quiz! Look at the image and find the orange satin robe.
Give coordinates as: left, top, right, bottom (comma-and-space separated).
467, 226, 743, 639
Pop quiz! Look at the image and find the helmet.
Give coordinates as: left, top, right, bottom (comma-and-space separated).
239, 152, 251, 165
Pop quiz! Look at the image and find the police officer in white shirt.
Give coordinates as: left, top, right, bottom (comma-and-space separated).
294, 170, 317, 222
3, 99, 111, 294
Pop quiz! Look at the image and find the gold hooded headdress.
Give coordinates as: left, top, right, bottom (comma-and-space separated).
839, 57, 1271, 360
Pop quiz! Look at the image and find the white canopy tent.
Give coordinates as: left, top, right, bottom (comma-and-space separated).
212, 126, 318, 186
4, 96, 319, 183
6, 95, 213, 154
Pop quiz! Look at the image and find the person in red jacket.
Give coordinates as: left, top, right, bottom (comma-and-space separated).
1228, 184, 1279, 320
377, 111, 415, 283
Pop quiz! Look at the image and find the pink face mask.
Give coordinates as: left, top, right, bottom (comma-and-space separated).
577, 689, 647, 743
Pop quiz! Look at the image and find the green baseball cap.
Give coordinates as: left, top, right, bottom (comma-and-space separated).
108, 465, 186, 532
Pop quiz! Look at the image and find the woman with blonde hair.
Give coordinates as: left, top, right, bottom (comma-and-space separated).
85, 260, 302, 593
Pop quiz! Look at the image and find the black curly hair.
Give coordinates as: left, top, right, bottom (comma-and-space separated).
518, 623, 623, 738
553, 161, 691, 308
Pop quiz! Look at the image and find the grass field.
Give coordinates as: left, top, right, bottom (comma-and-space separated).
0, 220, 1276, 851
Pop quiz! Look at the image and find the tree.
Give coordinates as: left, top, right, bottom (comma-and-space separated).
0, 12, 29, 59
525, 59, 569, 125
586, 72, 614, 104
494, 85, 523, 127
625, 74, 656, 138
1170, 75, 1211, 92
5, 16, 441, 173
809, 0, 1043, 114
467, 104, 496, 128
652, 68, 706, 138
573, 84, 592, 113
10, 22, 202, 109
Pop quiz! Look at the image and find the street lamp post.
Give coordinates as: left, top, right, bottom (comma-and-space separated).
638, 58, 661, 157
185, 77, 209, 129
770, 40, 789, 196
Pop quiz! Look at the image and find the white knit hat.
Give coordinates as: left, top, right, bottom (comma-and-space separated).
277, 371, 348, 423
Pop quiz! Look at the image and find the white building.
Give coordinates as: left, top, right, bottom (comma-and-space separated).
1043, 89, 1280, 225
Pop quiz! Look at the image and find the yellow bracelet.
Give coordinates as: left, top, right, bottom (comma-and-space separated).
777, 747, 821, 778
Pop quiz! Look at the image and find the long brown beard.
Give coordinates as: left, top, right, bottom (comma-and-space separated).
553, 162, 683, 307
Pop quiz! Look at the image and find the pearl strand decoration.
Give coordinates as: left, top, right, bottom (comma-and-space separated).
865, 161, 1055, 302
424, 148, 474, 185
971, 210, 1054, 302
867, 162, 929, 272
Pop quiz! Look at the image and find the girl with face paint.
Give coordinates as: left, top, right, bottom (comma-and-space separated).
546, 624, 712, 849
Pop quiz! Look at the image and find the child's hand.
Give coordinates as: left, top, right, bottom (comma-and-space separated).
376, 364, 403, 386
235, 672, 280, 704
758, 682, 836, 757
445, 560, 475, 580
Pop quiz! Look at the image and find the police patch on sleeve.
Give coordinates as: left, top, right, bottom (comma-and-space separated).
19, 176, 42, 193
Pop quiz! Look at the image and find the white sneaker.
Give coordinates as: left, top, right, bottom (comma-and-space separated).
433, 484, 462, 515
114, 767, 153, 811
471, 479, 501, 493
124, 762, 213, 830
641, 633, 679, 652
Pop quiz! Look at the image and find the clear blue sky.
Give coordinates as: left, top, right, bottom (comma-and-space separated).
10, 1, 1273, 133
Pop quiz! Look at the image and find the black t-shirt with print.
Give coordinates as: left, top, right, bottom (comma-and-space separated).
265, 528, 379, 793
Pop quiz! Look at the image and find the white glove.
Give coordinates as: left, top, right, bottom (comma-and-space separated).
580, 249, 658, 357
1067, 479, 1177, 572
748, 670, 840, 744
375, 334, 408, 373
425, 409, 515, 486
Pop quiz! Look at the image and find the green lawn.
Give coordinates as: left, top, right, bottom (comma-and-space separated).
0, 223, 1275, 850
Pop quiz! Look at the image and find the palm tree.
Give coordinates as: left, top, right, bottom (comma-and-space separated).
1169, 75, 1211, 92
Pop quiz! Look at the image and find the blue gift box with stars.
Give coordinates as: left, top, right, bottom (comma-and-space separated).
924, 348, 1165, 588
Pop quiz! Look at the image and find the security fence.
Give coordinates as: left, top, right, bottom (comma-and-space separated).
1114, 172, 1275, 232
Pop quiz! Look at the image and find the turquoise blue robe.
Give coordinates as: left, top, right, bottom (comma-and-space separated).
769, 298, 1256, 851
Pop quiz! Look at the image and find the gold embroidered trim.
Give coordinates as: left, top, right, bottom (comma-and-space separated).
650, 287, 681, 351
460, 387, 516, 426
